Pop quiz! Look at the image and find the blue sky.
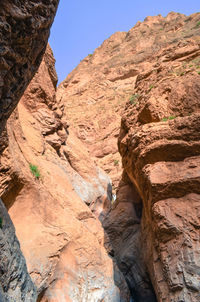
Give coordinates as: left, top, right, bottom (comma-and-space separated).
49, 0, 199, 84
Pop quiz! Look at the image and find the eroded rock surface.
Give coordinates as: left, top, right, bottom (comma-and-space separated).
0, 46, 128, 302
55, 12, 200, 301
56, 12, 200, 193
1, 8, 200, 302
104, 12, 200, 302
103, 172, 157, 302
0, 198, 37, 302
0, 2, 59, 301
0, 0, 59, 134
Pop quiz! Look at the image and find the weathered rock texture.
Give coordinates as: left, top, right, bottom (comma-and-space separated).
56, 13, 200, 198
0, 0, 59, 134
0, 1, 59, 301
103, 12, 200, 302
0, 45, 128, 302
1, 8, 200, 302
0, 198, 37, 302
56, 31, 133, 190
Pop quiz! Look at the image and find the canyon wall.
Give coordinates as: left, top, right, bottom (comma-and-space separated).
0, 0, 59, 134
105, 13, 200, 302
1, 6, 200, 302
0, 45, 129, 302
0, 1, 59, 301
0, 198, 37, 301
57, 12, 200, 302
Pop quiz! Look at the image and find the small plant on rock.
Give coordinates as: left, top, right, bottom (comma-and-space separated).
149, 84, 154, 91
169, 116, 176, 120
195, 21, 200, 27
129, 94, 140, 105
29, 164, 40, 179
162, 116, 176, 122
114, 159, 119, 166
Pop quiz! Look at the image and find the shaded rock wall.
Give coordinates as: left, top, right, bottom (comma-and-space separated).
0, 198, 37, 301
103, 172, 157, 302
0, 0, 59, 134
1, 6, 200, 302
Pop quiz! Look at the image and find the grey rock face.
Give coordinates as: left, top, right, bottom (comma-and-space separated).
0, 199, 37, 301
0, 0, 59, 134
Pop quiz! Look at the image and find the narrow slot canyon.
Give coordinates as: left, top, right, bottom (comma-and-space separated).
0, 4, 200, 302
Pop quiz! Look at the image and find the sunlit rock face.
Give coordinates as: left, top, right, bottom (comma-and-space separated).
53, 11, 200, 302
1, 4, 200, 302
105, 12, 200, 302
54, 11, 200, 302
0, 45, 129, 302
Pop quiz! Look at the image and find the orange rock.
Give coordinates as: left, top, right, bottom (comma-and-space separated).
109, 12, 200, 302
1, 9, 200, 302
0, 1, 59, 300
0, 46, 127, 301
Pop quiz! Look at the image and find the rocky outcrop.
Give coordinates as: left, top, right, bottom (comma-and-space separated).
0, 0, 59, 134
0, 45, 129, 301
57, 12, 200, 192
103, 12, 200, 302
0, 198, 37, 302
0, 2, 59, 301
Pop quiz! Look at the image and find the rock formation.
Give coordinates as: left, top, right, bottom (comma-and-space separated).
1, 6, 200, 302
0, 0, 59, 134
104, 12, 200, 302
0, 45, 128, 302
56, 31, 132, 190
0, 198, 37, 301
57, 11, 200, 302
0, 1, 59, 301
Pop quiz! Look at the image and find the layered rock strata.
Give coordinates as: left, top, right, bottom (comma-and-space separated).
56, 12, 200, 192
1, 8, 200, 302
104, 12, 200, 302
